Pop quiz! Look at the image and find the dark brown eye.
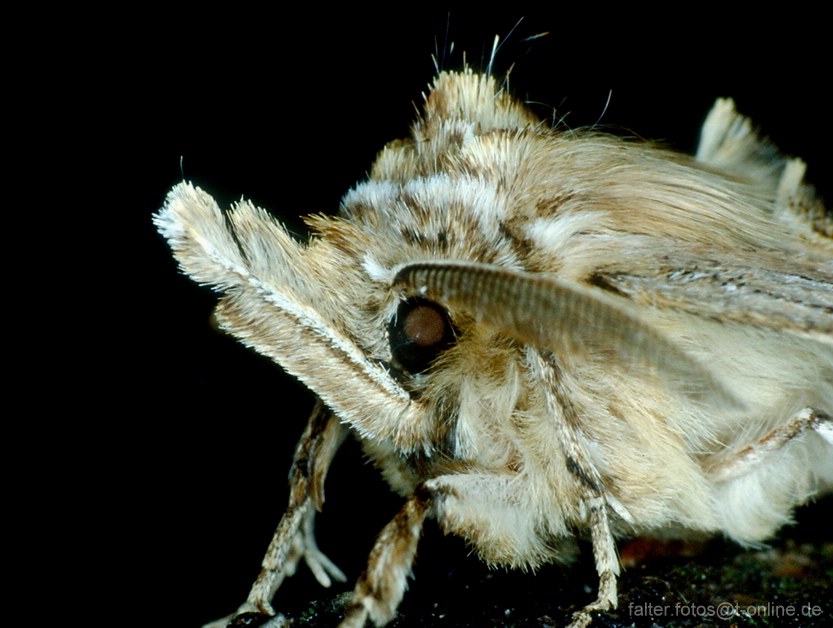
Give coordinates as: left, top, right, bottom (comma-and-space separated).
389, 298, 455, 373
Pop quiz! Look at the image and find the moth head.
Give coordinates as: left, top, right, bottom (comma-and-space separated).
156, 71, 741, 456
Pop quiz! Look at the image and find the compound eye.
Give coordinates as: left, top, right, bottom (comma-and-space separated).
389, 298, 455, 373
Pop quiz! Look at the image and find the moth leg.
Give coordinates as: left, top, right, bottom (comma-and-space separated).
340, 492, 432, 628
300, 502, 347, 587
285, 399, 348, 589
206, 401, 347, 627
566, 497, 619, 628
561, 454, 621, 628
528, 350, 627, 628
707, 407, 832, 543
708, 407, 832, 482
431, 469, 620, 628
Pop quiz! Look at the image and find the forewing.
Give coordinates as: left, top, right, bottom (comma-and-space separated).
595, 252, 833, 345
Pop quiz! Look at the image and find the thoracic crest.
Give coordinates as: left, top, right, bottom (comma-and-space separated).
156, 69, 832, 627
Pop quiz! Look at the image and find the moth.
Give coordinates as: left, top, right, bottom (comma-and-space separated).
156, 70, 833, 627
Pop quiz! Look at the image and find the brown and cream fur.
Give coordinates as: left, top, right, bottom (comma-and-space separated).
156, 69, 832, 627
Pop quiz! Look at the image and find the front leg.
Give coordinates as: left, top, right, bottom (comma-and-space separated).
528, 349, 627, 627
340, 471, 548, 628
340, 470, 548, 628
340, 490, 432, 628
567, 496, 618, 628
206, 400, 348, 627
339, 468, 619, 628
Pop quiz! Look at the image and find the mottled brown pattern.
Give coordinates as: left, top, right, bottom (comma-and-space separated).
156, 70, 832, 628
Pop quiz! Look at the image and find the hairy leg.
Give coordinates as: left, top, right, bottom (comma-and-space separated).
709, 408, 832, 482
206, 401, 347, 627
339, 491, 431, 627
708, 407, 833, 543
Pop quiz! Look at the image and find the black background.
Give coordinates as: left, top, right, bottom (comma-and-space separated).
73, 7, 832, 626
